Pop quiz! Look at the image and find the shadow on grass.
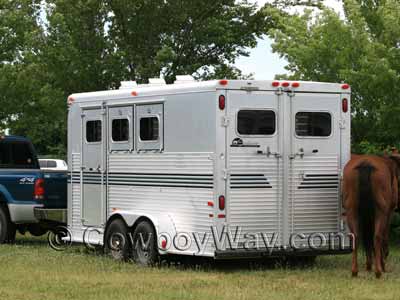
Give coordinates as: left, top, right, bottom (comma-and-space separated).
12, 233, 354, 273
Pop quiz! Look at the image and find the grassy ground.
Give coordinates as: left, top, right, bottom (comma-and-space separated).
1, 234, 400, 300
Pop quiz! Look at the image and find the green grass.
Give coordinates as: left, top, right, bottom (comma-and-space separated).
1, 234, 400, 300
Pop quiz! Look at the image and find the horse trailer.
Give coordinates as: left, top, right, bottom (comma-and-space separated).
67, 77, 352, 262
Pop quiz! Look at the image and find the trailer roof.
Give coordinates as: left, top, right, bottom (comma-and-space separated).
67, 80, 351, 105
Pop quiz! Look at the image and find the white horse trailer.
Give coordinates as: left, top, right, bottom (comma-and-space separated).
67, 78, 352, 263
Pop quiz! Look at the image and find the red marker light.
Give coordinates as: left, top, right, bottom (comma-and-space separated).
282, 82, 290, 87
131, 91, 138, 96
292, 82, 300, 88
341, 84, 350, 90
342, 98, 348, 113
218, 195, 225, 210
219, 79, 228, 86
218, 95, 225, 110
272, 81, 280, 87
161, 239, 167, 249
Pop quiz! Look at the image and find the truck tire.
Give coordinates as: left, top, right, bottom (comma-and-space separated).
131, 220, 158, 266
0, 206, 16, 243
104, 219, 131, 261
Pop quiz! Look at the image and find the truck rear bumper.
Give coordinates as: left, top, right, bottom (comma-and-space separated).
8, 203, 43, 224
214, 246, 352, 260
33, 208, 67, 224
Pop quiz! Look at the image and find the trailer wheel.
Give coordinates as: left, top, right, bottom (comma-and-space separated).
0, 205, 16, 243
132, 220, 158, 266
104, 219, 131, 261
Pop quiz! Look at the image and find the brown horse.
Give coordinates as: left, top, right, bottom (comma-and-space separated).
342, 153, 400, 278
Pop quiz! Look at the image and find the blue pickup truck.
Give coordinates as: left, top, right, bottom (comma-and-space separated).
0, 135, 67, 243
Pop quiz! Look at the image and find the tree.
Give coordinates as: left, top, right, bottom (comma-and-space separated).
265, 0, 400, 152
106, 0, 267, 83
1, 0, 273, 155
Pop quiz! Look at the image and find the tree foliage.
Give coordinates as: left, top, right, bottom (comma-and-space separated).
265, 0, 400, 152
0, 0, 268, 155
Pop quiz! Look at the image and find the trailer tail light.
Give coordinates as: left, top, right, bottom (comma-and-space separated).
341, 83, 350, 90
342, 98, 348, 113
34, 178, 45, 200
218, 195, 225, 210
272, 81, 280, 87
218, 95, 225, 110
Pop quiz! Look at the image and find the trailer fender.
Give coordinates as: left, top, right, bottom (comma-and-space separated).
108, 210, 177, 243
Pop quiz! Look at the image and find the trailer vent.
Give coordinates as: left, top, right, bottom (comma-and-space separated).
298, 174, 339, 189
119, 81, 138, 89
174, 75, 195, 84
148, 78, 166, 86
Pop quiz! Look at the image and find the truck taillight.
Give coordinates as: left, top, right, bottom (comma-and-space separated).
34, 178, 45, 200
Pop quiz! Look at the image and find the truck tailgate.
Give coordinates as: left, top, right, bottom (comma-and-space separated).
43, 171, 67, 208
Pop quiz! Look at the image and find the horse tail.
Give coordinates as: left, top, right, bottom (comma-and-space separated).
356, 162, 376, 255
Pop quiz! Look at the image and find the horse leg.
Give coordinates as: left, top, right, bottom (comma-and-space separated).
374, 216, 385, 279
347, 215, 358, 277
366, 251, 373, 272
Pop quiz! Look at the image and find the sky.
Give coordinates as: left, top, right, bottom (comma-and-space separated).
235, 0, 343, 79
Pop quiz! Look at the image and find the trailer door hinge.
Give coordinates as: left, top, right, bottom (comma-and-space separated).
222, 116, 230, 127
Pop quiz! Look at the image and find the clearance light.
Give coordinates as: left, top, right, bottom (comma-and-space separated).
131, 91, 138, 96
292, 82, 300, 88
282, 82, 290, 87
219, 79, 228, 86
341, 84, 350, 90
272, 81, 280, 87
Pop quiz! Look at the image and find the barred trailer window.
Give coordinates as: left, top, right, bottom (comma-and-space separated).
112, 118, 129, 142
237, 110, 276, 135
295, 112, 332, 137
86, 120, 102, 142
140, 117, 159, 141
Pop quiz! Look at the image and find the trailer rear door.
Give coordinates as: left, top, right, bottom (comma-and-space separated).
226, 90, 283, 248
286, 92, 341, 244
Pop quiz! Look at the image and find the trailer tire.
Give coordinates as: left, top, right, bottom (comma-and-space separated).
104, 219, 131, 261
0, 205, 16, 243
132, 220, 158, 266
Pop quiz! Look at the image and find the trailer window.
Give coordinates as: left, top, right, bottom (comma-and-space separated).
140, 117, 159, 141
86, 120, 102, 142
237, 110, 276, 135
295, 112, 331, 137
112, 118, 129, 142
